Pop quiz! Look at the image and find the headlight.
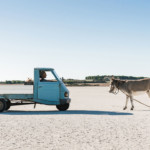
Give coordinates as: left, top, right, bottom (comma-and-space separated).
64, 92, 69, 97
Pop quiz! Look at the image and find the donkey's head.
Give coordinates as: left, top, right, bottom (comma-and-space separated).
109, 77, 125, 94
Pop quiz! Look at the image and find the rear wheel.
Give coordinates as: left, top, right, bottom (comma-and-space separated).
0, 99, 6, 112
5, 99, 11, 111
56, 103, 69, 111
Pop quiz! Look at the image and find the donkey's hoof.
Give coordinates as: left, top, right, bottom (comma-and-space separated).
123, 107, 127, 110
131, 107, 134, 110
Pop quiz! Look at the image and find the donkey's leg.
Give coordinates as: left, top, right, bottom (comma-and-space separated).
123, 95, 129, 110
130, 96, 134, 110
146, 90, 150, 98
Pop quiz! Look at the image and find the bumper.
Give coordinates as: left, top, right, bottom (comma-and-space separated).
60, 98, 71, 104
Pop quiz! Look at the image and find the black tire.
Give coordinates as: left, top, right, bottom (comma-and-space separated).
5, 99, 11, 111
0, 99, 6, 112
56, 103, 70, 111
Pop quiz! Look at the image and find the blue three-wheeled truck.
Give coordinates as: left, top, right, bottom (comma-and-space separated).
0, 68, 71, 112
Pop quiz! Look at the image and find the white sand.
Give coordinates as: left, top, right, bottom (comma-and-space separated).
1, 87, 150, 150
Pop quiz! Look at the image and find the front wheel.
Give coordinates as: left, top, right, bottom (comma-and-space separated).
0, 99, 6, 112
56, 103, 70, 111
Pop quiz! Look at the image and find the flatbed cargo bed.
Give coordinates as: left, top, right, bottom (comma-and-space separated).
0, 94, 33, 100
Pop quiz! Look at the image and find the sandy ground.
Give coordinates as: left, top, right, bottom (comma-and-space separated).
1, 86, 150, 150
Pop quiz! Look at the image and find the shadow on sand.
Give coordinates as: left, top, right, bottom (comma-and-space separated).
1, 110, 133, 116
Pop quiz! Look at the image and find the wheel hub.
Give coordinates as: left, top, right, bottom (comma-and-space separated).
0, 101, 4, 110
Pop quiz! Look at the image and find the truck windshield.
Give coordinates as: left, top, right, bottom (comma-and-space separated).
52, 70, 62, 82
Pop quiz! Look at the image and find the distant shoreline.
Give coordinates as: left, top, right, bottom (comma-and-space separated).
0, 83, 109, 86
66, 83, 109, 87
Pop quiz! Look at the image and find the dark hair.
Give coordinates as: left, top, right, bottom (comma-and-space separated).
40, 71, 45, 78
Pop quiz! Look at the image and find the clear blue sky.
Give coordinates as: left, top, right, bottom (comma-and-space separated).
0, 0, 150, 81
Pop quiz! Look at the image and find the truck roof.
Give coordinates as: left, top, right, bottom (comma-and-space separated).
34, 68, 54, 71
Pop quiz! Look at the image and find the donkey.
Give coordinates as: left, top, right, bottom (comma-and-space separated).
109, 77, 150, 110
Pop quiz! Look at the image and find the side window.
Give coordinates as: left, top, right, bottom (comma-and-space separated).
40, 71, 57, 82
46, 71, 57, 81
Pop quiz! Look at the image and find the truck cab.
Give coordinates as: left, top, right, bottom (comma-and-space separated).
34, 68, 71, 109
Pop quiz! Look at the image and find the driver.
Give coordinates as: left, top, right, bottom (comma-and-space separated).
40, 71, 47, 82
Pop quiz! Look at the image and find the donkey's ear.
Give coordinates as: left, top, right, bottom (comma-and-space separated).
109, 75, 114, 82
111, 75, 114, 80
